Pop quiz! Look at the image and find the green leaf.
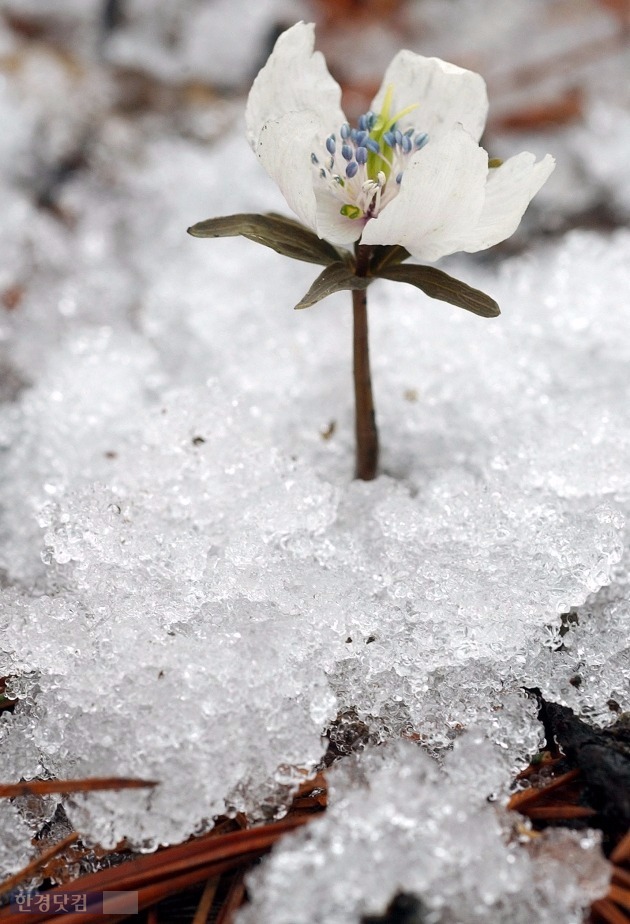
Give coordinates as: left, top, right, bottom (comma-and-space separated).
295, 262, 372, 310
377, 264, 500, 318
187, 213, 344, 267
369, 244, 411, 274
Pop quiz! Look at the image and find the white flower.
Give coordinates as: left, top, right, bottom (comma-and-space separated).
245, 22, 555, 263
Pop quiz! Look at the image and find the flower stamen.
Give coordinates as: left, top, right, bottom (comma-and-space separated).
311, 91, 429, 223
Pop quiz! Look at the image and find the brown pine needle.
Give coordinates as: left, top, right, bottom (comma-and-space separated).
105, 852, 262, 924
525, 804, 597, 821
507, 769, 581, 810
142, 854, 255, 911
591, 898, 630, 924
0, 833, 79, 898
191, 876, 220, 924
291, 793, 328, 812
612, 830, 630, 865
211, 819, 242, 837
296, 772, 327, 796
215, 870, 247, 924
0, 778, 157, 799
613, 867, 630, 890
607, 885, 630, 913
0, 814, 311, 923
291, 775, 327, 811
0, 851, 268, 924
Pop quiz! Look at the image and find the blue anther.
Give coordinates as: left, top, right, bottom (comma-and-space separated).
340, 122, 350, 139
394, 129, 403, 145
326, 136, 336, 155
415, 132, 429, 149
356, 130, 369, 147
329, 156, 335, 169
311, 152, 319, 164
383, 131, 395, 148
365, 138, 380, 153
396, 172, 403, 184
355, 146, 368, 165
350, 128, 358, 142
341, 144, 353, 161
367, 111, 376, 130
401, 135, 412, 154
346, 161, 359, 178
358, 114, 368, 131
320, 168, 326, 179
405, 127, 414, 137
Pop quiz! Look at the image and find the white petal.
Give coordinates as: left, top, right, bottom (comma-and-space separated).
360, 126, 488, 263
460, 153, 556, 253
253, 111, 322, 232
245, 22, 345, 149
370, 52, 488, 142
314, 189, 365, 247
255, 114, 363, 245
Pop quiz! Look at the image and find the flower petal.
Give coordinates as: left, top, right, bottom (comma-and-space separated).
314, 188, 365, 247
460, 153, 556, 253
360, 126, 488, 263
245, 22, 345, 148
253, 111, 322, 233
370, 52, 488, 142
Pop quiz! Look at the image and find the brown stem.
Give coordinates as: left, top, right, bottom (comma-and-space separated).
352, 244, 378, 480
